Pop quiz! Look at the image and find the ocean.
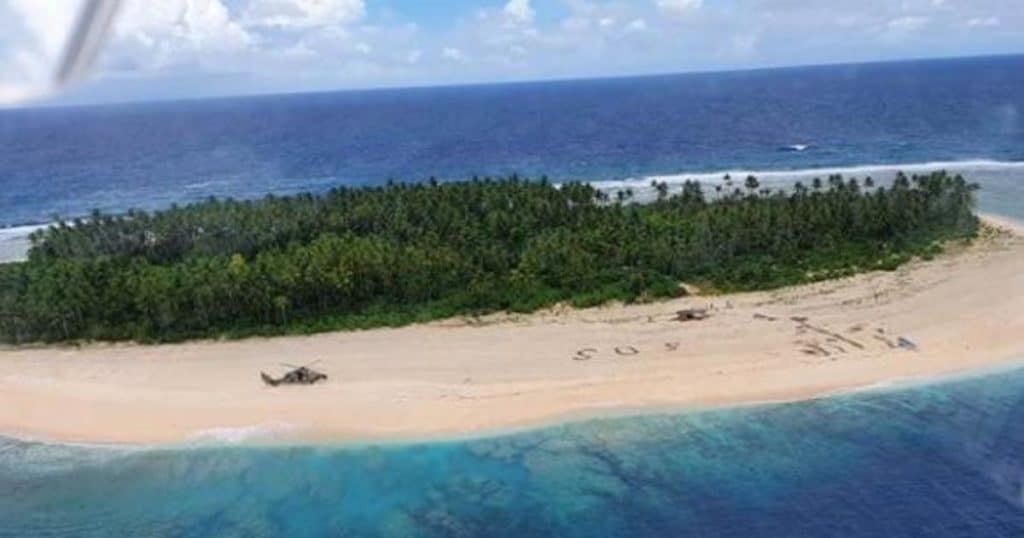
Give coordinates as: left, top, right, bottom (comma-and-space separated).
2, 54, 1024, 535
1, 55, 1023, 231
5, 366, 1024, 537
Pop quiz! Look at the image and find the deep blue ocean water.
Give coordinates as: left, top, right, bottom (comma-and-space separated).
5, 366, 1024, 537
0, 54, 1022, 229
2, 55, 1024, 535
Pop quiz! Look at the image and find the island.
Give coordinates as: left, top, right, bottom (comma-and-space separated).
0, 171, 980, 343
2, 171, 1023, 445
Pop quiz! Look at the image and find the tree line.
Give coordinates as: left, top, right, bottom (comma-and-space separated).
0, 171, 979, 343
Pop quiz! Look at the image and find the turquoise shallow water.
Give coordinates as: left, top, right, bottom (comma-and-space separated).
4, 365, 1024, 536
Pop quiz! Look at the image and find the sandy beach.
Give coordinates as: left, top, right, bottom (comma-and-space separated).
1, 216, 1022, 446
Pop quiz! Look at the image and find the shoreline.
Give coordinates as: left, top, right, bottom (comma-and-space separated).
978, 212, 1024, 235
2, 217, 1023, 447
0, 223, 41, 264
7, 353, 1024, 451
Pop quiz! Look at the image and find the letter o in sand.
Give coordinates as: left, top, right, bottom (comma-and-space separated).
573, 348, 598, 361
615, 346, 640, 356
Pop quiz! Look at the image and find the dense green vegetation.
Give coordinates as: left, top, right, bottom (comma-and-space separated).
0, 171, 978, 344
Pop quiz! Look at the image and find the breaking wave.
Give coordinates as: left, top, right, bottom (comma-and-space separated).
0, 223, 47, 263
0, 436, 141, 476
589, 159, 1024, 192
185, 423, 299, 445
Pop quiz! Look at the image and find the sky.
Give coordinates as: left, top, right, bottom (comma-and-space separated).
1, 0, 1022, 105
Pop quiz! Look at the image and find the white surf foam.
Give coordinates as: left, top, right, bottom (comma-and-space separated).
0, 434, 145, 475
185, 423, 299, 445
0, 223, 49, 263
589, 159, 1024, 191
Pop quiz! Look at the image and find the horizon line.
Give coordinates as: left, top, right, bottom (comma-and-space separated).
17, 51, 1024, 111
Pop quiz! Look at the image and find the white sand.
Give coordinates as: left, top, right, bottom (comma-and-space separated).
1, 218, 1023, 445
0, 224, 41, 263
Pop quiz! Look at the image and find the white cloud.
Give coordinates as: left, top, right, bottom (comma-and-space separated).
281, 40, 316, 57
7, 0, 78, 56
503, 0, 535, 25
112, 0, 252, 70
967, 16, 1000, 27
656, 0, 703, 15
887, 15, 929, 31
727, 33, 758, 59
0, 0, 84, 102
104, 0, 374, 76
442, 47, 465, 62
12, 0, 1024, 104
627, 19, 648, 32
241, 0, 365, 29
